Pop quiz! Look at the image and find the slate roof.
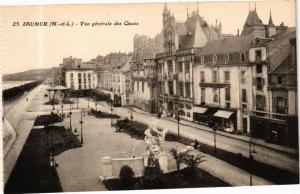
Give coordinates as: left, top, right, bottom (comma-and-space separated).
195, 33, 255, 56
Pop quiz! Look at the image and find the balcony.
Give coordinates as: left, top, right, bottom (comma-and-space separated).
199, 82, 230, 88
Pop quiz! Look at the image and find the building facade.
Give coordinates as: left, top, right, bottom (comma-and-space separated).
65, 68, 97, 91
132, 59, 158, 113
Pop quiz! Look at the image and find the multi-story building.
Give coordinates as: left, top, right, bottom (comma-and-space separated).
155, 4, 222, 119
64, 68, 97, 91
250, 29, 297, 146
97, 58, 133, 106
132, 58, 158, 113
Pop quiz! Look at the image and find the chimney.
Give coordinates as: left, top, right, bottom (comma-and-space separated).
237, 29, 240, 37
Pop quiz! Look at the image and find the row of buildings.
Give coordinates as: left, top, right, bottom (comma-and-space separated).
57, 4, 297, 146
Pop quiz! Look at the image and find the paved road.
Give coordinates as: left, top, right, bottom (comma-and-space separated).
76, 98, 299, 175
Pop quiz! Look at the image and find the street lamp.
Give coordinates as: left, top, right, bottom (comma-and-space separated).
87, 90, 90, 108
95, 98, 98, 112
79, 109, 84, 144
69, 103, 72, 130
249, 136, 257, 186
175, 105, 181, 140
212, 124, 218, 155
111, 98, 113, 127
77, 93, 79, 109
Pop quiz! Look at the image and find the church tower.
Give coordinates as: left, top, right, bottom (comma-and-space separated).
267, 10, 276, 37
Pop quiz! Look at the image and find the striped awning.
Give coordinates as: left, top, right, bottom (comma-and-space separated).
213, 110, 234, 119
192, 106, 208, 114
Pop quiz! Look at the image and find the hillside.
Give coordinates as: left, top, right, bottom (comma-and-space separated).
3, 67, 59, 81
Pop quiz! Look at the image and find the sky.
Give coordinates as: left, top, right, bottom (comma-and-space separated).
1, 0, 296, 74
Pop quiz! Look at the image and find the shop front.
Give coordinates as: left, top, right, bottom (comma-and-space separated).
212, 110, 237, 133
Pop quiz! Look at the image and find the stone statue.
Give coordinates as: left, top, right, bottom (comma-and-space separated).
144, 119, 168, 155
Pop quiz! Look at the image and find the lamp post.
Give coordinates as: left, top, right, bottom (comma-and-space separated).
69, 103, 72, 130
77, 93, 79, 109
212, 124, 218, 155
79, 109, 84, 144
87, 90, 90, 108
111, 98, 113, 126
95, 98, 98, 112
249, 135, 257, 186
177, 110, 180, 140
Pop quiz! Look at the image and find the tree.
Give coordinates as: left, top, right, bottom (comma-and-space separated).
119, 165, 135, 189
143, 152, 163, 189
169, 147, 187, 173
183, 154, 206, 172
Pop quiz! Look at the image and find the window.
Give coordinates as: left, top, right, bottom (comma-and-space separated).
256, 64, 262, 74
241, 71, 246, 84
242, 104, 248, 112
213, 55, 217, 64
78, 73, 82, 84
185, 63, 190, 72
226, 102, 230, 108
240, 52, 246, 62
185, 83, 190, 98
187, 112, 191, 117
179, 83, 184, 97
256, 77, 263, 90
200, 71, 205, 82
213, 88, 218, 103
242, 89, 247, 103
224, 54, 229, 64
201, 88, 205, 103
224, 71, 230, 83
201, 56, 205, 65
169, 81, 173, 95
273, 96, 288, 114
255, 50, 262, 61
137, 81, 139, 92
225, 87, 230, 101
277, 75, 282, 85
142, 82, 144, 92
256, 95, 266, 111
212, 71, 218, 83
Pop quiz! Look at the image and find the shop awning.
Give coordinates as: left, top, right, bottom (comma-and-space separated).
213, 110, 234, 119
192, 107, 208, 114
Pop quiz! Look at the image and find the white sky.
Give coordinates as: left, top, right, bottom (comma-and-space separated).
1, 0, 296, 74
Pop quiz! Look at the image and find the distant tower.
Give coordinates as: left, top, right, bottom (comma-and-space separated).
187, 4, 189, 19
197, 1, 199, 15
162, 3, 170, 26
267, 9, 276, 37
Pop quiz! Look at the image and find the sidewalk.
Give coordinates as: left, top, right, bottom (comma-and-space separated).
131, 107, 298, 156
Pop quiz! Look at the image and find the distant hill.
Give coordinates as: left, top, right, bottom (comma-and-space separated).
3, 67, 59, 81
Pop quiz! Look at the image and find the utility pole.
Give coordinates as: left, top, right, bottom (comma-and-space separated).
69, 102, 72, 130
88, 90, 90, 108
177, 107, 180, 140
110, 99, 113, 127
249, 133, 256, 186
77, 93, 79, 109
80, 109, 84, 144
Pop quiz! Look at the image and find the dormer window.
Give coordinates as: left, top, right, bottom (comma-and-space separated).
240, 52, 246, 62
201, 56, 205, 65
225, 54, 230, 64
213, 55, 217, 64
